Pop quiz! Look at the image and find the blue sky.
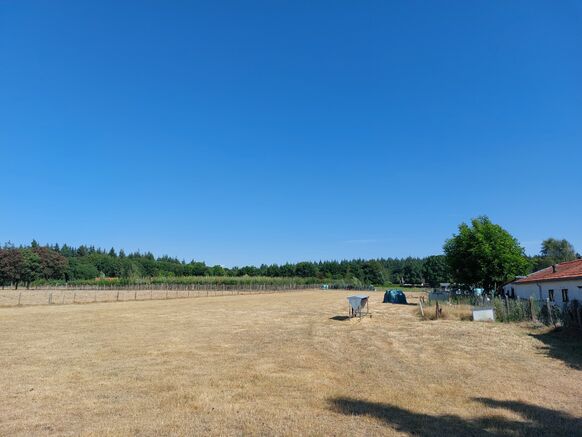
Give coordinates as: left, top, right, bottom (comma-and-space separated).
1, 1, 581, 266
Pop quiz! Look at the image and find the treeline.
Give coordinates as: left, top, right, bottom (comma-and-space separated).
36, 276, 324, 289
1, 232, 577, 290
0, 240, 449, 289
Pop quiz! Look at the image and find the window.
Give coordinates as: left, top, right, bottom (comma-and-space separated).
548, 289, 554, 302
562, 289, 569, 302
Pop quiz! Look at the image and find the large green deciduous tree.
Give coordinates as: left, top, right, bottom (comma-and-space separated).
32, 247, 68, 280
20, 249, 42, 288
422, 255, 450, 287
530, 238, 577, 271
540, 238, 577, 264
0, 248, 23, 288
444, 216, 529, 292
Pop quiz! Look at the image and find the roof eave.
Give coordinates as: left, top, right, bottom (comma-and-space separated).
515, 275, 582, 285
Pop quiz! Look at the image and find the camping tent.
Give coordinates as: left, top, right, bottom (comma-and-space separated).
383, 289, 407, 304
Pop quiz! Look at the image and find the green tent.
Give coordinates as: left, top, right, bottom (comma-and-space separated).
383, 289, 407, 304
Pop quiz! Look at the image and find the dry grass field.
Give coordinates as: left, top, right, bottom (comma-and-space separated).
1, 290, 581, 436
0, 288, 299, 307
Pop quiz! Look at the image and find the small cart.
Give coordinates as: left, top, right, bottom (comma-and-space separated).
347, 295, 369, 318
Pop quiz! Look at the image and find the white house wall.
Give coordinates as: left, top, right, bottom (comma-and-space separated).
504, 280, 582, 305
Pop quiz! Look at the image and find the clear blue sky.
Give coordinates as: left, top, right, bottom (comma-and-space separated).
1, 1, 581, 266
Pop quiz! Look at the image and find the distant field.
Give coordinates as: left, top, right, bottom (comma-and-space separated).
0, 291, 580, 436
0, 287, 312, 307
0, 287, 428, 308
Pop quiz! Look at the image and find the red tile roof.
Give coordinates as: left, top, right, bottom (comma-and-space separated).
515, 259, 582, 284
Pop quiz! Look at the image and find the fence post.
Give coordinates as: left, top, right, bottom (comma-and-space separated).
504, 295, 509, 321
134, 290, 137, 301
95, 291, 97, 303
529, 298, 536, 322
116, 290, 119, 302
48, 292, 52, 305
419, 299, 424, 318
435, 301, 440, 320
547, 298, 553, 326
18, 291, 22, 306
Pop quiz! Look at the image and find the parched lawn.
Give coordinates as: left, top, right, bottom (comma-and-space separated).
0, 290, 581, 436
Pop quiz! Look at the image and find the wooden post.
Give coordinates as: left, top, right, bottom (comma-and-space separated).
48, 292, 52, 305
18, 291, 21, 306
435, 301, 440, 320
95, 291, 97, 303
419, 299, 425, 318
504, 295, 509, 320
529, 298, 536, 322
547, 298, 553, 326
134, 290, 137, 301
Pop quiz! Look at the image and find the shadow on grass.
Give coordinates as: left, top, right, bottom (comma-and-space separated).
529, 327, 582, 370
329, 396, 582, 436
329, 315, 350, 321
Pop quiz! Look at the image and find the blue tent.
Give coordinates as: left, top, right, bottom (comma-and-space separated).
383, 289, 408, 304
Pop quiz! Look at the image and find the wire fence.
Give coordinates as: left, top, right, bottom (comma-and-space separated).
0, 284, 323, 308
24, 282, 321, 291
424, 293, 582, 329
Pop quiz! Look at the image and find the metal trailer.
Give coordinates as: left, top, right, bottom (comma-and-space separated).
347, 295, 369, 318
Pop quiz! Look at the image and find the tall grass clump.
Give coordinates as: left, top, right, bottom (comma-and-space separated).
422, 295, 570, 326
492, 297, 566, 326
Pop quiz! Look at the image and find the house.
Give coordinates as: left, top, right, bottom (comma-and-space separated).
503, 259, 582, 307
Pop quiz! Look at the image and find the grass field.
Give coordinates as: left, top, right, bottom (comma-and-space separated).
1, 290, 581, 436
0, 287, 307, 307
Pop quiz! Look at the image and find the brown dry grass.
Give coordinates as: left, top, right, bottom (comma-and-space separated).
0, 290, 581, 436
0, 288, 287, 307
420, 303, 474, 321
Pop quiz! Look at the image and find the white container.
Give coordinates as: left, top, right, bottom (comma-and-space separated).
472, 307, 495, 322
